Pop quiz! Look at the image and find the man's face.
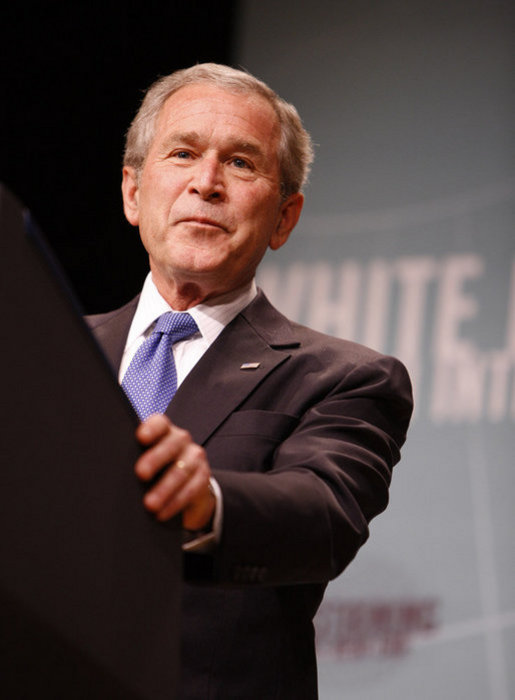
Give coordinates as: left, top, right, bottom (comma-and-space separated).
122, 84, 303, 301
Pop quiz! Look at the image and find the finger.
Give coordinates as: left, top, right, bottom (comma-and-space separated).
154, 468, 213, 525
174, 459, 194, 476
181, 479, 217, 531
135, 425, 191, 481
136, 414, 173, 446
144, 461, 201, 516
143, 443, 205, 510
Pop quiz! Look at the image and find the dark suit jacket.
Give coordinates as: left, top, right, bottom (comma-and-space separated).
87, 290, 412, 700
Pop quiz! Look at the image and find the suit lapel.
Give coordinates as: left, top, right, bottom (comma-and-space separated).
87, 296, 139, 375
89, 291, 300, 446
167, 292, 300, 446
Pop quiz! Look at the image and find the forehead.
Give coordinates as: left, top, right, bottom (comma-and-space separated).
154, 84, 281, 148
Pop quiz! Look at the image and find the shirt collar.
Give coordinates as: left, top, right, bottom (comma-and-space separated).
126, 272, 257, 347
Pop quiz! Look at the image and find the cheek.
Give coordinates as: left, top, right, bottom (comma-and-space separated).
240, 189, 280, 226
141, 169, 181, 207
139, 190, 174, 235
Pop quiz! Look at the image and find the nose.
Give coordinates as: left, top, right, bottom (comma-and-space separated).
189, 156, 225, 200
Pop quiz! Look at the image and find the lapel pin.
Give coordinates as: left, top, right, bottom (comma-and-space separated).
240, 362, 261, 370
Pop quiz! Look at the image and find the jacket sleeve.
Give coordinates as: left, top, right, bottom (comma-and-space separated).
184, 354, 413, 586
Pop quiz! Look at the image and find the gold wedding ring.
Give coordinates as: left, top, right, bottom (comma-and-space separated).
175, 460, 187, 471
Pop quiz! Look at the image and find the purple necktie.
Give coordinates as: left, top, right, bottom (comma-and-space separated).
121, 312, 199, 421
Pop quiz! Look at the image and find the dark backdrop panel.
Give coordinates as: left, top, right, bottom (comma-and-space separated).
0, 1, 239, 313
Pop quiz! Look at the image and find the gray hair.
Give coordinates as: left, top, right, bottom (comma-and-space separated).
123, 63, 314, 197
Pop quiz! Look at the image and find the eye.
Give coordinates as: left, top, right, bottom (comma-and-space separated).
230, 157, 251, 169
173, 150, 192, 160
167, 148, 195, 162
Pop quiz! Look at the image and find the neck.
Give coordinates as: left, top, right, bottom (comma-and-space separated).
157, 281, 210, 310
150, 269, 251, 311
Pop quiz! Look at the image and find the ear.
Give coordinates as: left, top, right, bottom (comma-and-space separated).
121, 166, 140, 226
269, 193, 304, 251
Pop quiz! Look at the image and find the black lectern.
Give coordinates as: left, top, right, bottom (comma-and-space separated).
0, 185, 181, 699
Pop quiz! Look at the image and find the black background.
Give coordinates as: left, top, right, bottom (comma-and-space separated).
1, 1, 238, 313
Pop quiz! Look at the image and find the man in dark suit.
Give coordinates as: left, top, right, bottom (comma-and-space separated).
88, 63, 412, 699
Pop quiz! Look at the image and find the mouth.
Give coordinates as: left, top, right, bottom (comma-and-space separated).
180, 217, 228, 232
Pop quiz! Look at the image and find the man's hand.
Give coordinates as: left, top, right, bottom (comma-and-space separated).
134, 414, 216, 530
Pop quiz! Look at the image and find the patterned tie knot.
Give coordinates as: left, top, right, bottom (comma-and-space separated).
154, 312, 199, 342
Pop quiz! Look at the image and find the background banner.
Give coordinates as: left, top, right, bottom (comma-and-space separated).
237, 1, 515, 698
